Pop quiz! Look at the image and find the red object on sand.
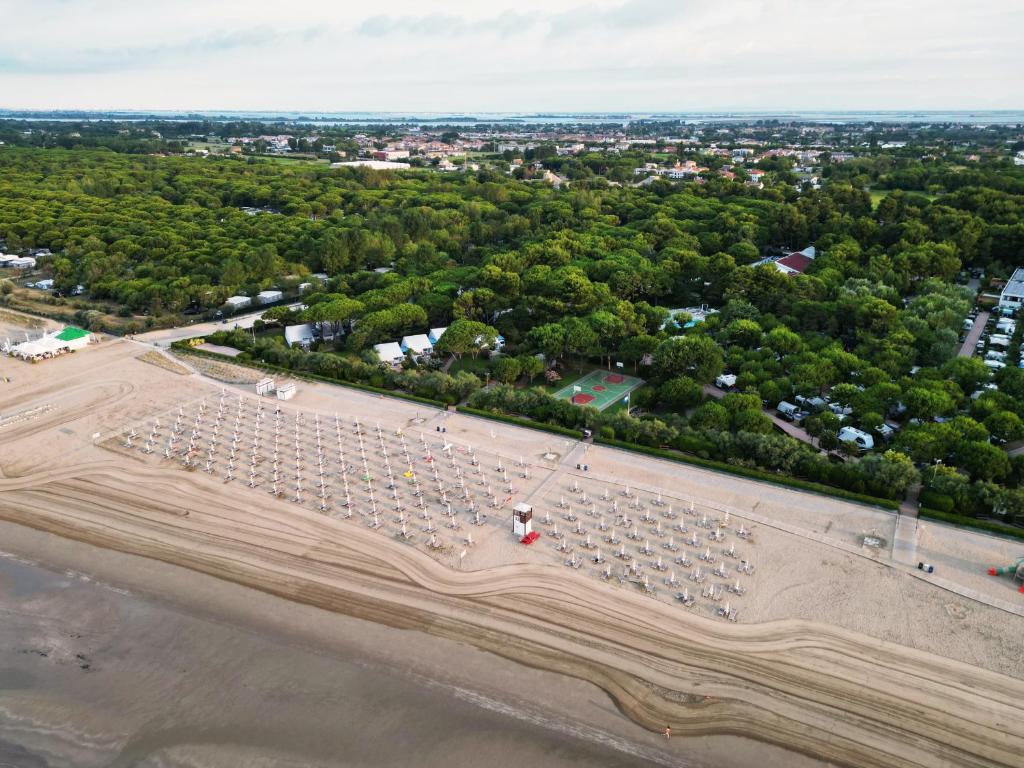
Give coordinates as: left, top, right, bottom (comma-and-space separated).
604, 374, 625, 384
572, 393, 596, 405
521, 531, 540, 545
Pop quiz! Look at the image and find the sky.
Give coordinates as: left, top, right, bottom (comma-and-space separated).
0, 0, 1021, 112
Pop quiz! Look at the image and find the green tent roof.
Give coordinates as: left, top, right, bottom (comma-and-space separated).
55, 326, 90, 342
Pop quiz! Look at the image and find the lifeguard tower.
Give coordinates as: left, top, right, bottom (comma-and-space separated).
513, 502, 536, 543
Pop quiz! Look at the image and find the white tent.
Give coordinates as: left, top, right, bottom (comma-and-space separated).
401, 334, 433, 357
428, 327, 448, 344
374, 342, 405, 366
284, 324, 316, 348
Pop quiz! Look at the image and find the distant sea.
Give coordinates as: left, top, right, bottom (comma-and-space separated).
1, 109, 1023, 125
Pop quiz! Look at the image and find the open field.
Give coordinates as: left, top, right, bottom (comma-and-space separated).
1, 338, 1023, 767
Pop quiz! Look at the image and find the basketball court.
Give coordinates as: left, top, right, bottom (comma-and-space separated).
551, 369, 645, 411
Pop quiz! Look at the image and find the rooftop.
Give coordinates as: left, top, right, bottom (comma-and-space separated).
1001, 268, 1024, 297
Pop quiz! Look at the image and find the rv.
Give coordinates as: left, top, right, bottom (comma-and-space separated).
715, 373, 737, 389
838, 427, 874, 451
776, 401, 802, 421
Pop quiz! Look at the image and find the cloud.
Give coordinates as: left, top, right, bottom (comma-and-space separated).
357, 0, 690, 38
0, 0, 1021, 111
0, 25, 323, 75
548, 0, 696, 35
358, 10, 532, 37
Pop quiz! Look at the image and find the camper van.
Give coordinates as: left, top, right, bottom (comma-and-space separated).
838, 427, 874, 451
715, 373, 737, 389
794, 394, 828, 412
776, 401, 802, 422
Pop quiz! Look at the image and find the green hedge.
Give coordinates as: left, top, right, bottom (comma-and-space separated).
594, 436, 901, 510
919, 489, 955, 513
172, 341, 447, 409
918, 507, 1024, 542
456, 406, 583, 438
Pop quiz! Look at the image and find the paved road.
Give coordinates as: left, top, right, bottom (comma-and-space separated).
958, 310, 989, 357
134, 307, 278, 347
899, 482, 921, 519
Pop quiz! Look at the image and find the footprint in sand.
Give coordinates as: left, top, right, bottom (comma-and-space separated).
944, 602, 969, 620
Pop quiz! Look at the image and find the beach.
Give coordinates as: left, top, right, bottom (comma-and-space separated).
1, 336, 1023, 767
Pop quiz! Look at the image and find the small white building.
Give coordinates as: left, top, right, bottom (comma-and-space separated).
401, 334, 433, 358
428, 327, 448, 344
5, 256, 36, 269
225, 295, 251, 310
999, 268, 1024, 308
373, 341, 405, 366
255, 378, 276, 396
276, 383, 296, 401
332, 160, 411, 170
257, 290, 283, 305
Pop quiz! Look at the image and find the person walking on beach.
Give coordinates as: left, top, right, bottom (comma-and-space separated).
664, 725, 671, 740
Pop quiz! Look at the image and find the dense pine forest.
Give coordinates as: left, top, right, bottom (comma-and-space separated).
3, 133, 1024, 523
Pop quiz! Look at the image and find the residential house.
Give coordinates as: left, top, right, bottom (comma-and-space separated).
774, 246, 817, 276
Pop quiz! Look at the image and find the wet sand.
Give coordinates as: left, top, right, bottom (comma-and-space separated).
0, 522, 803, 768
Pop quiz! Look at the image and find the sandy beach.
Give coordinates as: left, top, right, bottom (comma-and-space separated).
1, 335, 1023, 767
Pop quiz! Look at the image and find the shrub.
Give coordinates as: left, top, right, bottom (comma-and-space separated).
918, 489, 955, 513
